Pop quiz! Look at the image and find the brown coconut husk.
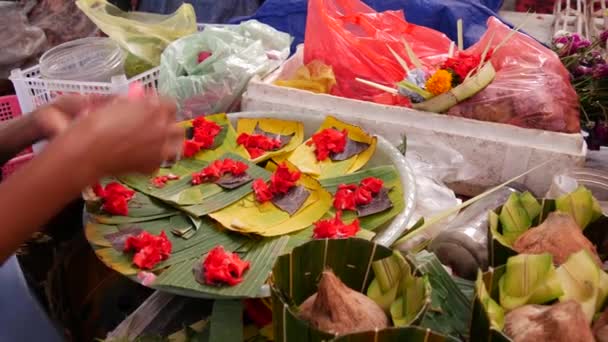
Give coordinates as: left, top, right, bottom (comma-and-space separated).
504, 301, 594, 342
512, 212, 601, 266
298, 269, 388, 335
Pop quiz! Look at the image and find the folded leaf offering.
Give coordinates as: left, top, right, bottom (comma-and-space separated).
209, 163, 332, 236
320, 166, 404, 231
288, 116, 377, 179
179, 113, 240, 162
120, 153, 269, 216
236, 118, 303, 162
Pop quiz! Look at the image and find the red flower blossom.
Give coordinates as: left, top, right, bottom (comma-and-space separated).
198, 51, 212, 64
202, 246, 250, 286
183, 117, 222, 158
441, 51, 492, 82
237, 133, 282, 159
312, 211, 360, 239
269, 163, 300, 194
306, 128, 347, 161
183, 140, 202, 158
151, 174, 180, 188
361, 177, 383, 193
192, 158, 249, 185
125, 231, 172, 270
332, 177, 384, 211
253, 178, 273, 203
333, 184, 358, 211
94, 182, 135, 216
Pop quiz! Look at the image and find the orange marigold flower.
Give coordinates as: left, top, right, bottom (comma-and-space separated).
425, 69, 453, 96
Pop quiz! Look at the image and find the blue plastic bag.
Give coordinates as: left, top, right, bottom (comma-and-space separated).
138, 0, 261, 24
230, 0, 504, 52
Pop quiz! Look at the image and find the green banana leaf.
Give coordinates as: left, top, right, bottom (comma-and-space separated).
319, 165, 405, 231
470, 267, 511, 342
120, 153, 270, 217
86, 179, 179, 224
409, 251, 473, 340
209, 300, 243, 342
271, 239, 456, 342
488, 190, 608, 267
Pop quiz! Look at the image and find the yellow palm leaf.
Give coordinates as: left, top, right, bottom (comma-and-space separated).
236, 118, 304, 163
287, 116, 377, 179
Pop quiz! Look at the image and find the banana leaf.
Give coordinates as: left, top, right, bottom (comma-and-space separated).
154, 236, 288, 298
236, 118, 304, 163
287, 116, 377, 179
320, 165, 405, 231
120, 154, 269, 213
180, 113, 245, 162
271, 238, 455, 342
209, 300, 243, 342
488, 187, 607, 267
470, 267, 511, 342
85, 179, 179, 224
209, 171, 332, 237
409, 251, 473, 339
284, 225, 376, 253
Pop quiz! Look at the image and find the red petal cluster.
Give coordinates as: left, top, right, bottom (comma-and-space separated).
237, 133, 281, 159
93, 182, 135, 216
253, 179, 273, 203
441, 50, 492, 81
183, 117, 222, 158
203, 245, 250, 286
151, 174, 180, 188
124, 231, 172, 270
312, 211, 360, 239
191, 158, 249, 185
333, 177, 384, 211
252, 163, 301, 203
306, 128, 347, 161
198, 51, 212, 63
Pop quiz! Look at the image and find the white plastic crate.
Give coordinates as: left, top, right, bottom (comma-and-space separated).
242, 45, 587, 196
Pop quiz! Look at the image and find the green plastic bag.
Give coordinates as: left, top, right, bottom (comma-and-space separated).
158, 20, 291, 117
76, 0, 197, 77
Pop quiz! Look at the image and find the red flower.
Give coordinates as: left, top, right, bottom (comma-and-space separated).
94, 182, 135, 216
183, 117, 222, 158
253, 178, 273, 203
151, 174, 180, 188
441, 51, 492, 82
312, 211, 360, 239
198, 51, 212, 64
125, 231, 172, 270
237, 133, 281, 159
202, 246, 250, 286
183, 140, 202, 158
306, 128, 347, 161
360, 177, 383, 194
354, 186, 373, 205
192, 159, 250, 185
333, 184, 357, 211
269, 163, 300, 194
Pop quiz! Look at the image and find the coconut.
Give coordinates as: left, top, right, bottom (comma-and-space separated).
503, 300, 594, 342
298, 269, 389, 335
512, 212, 601, 266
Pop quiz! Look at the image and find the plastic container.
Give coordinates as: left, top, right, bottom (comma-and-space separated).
0, 95, 33, 179
547, 167, 608, 214
40, 37, 125, 82
242, 45, 587, 196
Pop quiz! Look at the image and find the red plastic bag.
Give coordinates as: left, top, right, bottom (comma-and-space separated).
448, 18, 580, 133
304, 0, 451, 103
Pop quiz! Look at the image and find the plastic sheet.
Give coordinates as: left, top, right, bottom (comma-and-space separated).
230, 0, 505, 53
448, 18, 580, 134
303, 0, 451, 102
0, 2, 46, 79
158, 20, 291, 118
137, 0, 261, 24
76, 0, 197, 73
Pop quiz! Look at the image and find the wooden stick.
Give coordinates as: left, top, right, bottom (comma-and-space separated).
457, 19, 464, 51
448, 41, 455, 58
387, 44, 410, 74
355, 78, 398, 94
401, 38, 424, 69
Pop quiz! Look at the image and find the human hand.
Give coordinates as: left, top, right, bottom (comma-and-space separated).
63, 95, 183, 177
33, 94, 112, 139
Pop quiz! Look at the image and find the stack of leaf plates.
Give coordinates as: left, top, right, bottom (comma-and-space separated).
83, 111, 416, 299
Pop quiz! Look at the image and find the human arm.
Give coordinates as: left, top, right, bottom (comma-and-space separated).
0, 96, 183, 263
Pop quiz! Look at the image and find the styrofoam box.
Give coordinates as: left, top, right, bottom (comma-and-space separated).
242, 45, 587, 196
